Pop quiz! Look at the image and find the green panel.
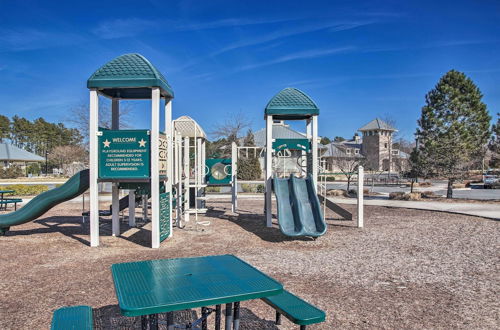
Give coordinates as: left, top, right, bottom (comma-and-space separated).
205, 158, 232, 185
273, 138, 310, 152
159, 192, 170, 242
99, 130, 150, 179
111, 255, 283, 317
265, 88, 319, 119
87, 53, 174, 99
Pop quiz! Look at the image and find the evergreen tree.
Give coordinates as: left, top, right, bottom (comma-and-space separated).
238, 130, 262, 180
320, 136, 331, 145
414, 70, 492, 198
0, 115, 9, 142
490, 113, 500, 168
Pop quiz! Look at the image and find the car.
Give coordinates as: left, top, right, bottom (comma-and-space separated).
483, 169, 500, 189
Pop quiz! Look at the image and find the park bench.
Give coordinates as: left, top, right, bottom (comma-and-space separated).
0, 198, 22, 211
262, 290, 326, 329
51, 305, 93, 330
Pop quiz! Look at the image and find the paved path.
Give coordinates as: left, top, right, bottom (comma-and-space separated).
328, 197, 500, 220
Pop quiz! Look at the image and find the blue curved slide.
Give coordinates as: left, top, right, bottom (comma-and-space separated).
0, 170, 90, 235
273, 174, 327, 237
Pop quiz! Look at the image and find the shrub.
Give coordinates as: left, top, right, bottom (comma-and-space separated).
241, 183, 256, 193
205, 186, 221, 193
237, 157, 262, 180
452, 183, 466, 189
26, 163, 41, 176
389, 191, 405, 200
327, 189, 345, 196
405, 192, 422, 200
0, 166, 24, 179
256, 184, 265, 193
1, 184, 49, 196
421, 191, 436, 198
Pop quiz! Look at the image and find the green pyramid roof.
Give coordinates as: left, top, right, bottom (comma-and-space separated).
264, 87, 319, 119
87, 53, 174, 99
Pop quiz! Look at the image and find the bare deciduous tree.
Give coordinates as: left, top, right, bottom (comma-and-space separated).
67, 98, 134, 143
210, 112, 250, 143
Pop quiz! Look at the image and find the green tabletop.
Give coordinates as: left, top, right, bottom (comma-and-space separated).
0, 190, 15, 194
111, 254, 283, 317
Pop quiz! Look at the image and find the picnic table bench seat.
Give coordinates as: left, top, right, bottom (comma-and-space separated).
262, 290, 325, 329
0, 198, 22, 210
51, 305, 93, 330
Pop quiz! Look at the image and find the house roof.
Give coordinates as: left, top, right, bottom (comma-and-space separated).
252, 124, 306, 147
322, 142, 364, 158
173, 116, 206, 139
0, 143, 45, 162
264, 87, 319, 119
87, 53, 174, 99
358, 118, 396, 132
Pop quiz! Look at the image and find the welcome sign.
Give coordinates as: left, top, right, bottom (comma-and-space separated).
98, 130, 151, 179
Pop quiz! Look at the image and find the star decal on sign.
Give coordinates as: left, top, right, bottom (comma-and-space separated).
138, 138, 147, 147
103, 139, 111, 148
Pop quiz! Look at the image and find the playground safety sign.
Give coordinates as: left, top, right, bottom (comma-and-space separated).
98, 130, 150, 179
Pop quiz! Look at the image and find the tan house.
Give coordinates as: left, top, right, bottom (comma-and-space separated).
322, 118, 410, 173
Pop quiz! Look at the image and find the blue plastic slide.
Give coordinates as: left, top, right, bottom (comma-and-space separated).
273, 174, 327, 237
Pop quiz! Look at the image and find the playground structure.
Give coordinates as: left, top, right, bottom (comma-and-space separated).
0, 54, 363, 245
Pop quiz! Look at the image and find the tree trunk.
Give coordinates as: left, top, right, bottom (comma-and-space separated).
446, 178, 454, 198
347, 177, 351, 192
410, 179, 414, 193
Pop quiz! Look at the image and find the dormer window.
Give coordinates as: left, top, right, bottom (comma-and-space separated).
354, 149, 359, 154
346, 149, 351, 155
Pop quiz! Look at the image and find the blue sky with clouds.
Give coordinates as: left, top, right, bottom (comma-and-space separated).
1, 0, 499, 141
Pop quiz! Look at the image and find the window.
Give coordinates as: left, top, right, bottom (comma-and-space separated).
392, 150, 399, 155
384, 143, 388, 148
354, 149, 359, 154
346, 149, 351, 155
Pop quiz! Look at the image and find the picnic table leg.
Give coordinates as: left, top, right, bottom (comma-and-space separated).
275, 311, 282, 325
141, 315, 148, 330
233, 301, 240, 330
225, 303, 233, 330
149, 314, 158, 330
300, 326, 307, 330
215, 304, 221, 330
201, 307, 208, 330
166, 312, 174, 330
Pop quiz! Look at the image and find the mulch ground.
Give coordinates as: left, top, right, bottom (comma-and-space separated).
0, 199, 499, 329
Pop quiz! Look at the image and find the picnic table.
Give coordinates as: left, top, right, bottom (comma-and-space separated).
0, 190, 15, 210
111, 254, 283, 330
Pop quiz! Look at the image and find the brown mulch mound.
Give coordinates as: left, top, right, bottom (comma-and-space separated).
0, 200, 499, 329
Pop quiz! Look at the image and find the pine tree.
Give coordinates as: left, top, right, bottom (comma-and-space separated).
414, 70, 492, 198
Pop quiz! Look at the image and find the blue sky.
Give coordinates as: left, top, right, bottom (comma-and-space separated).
1, 0, 499, 141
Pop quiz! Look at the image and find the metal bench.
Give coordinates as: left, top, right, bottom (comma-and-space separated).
0, 198, 23, 211
262, 290, 326, 329
51, 305, 93, 330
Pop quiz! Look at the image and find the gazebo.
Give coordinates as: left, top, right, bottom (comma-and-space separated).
87, 53, 174, 248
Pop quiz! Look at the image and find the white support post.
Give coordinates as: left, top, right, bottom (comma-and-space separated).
196, 137, 203, 209
151, 88, 161, 248
306, 118, 312, 177
111, 183, 120, 236
175, 132, 182, 223
231, 142, 237, 213
312, 115, 318, 186
357, 166, 364, 228
111, 98, 120, 236
184, 136, 190, 223
128, 189, 135, 226
89, 89, 99, 247
265, 115, 273, 227
165, 99, 173, 238
201, 139, 206, 184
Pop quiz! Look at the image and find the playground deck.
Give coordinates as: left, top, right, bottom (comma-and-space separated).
0, 199, 498, 329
